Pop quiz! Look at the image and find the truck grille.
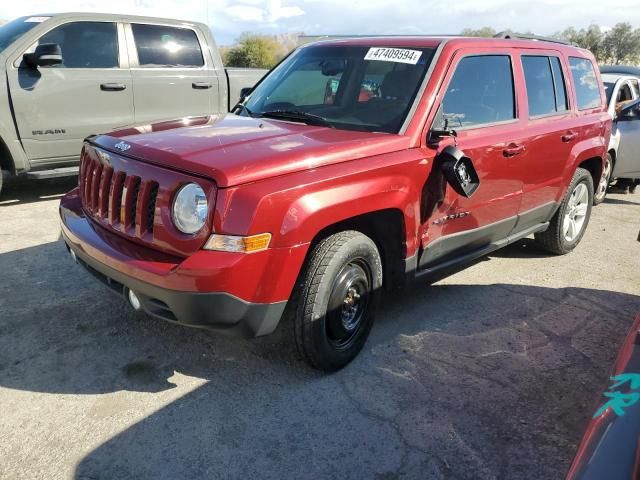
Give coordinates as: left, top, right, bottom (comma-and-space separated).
78, 143, 216, 257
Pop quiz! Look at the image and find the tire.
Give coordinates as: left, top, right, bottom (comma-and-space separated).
292, 231, 383, 372
593, 153, 613, 205
535, 167, 594, 255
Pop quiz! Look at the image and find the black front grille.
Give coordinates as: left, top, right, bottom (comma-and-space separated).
80, 152, 158, 237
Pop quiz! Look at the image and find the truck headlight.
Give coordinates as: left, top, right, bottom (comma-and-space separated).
172, 183, 208, 234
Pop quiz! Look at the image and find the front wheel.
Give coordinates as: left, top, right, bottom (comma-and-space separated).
292, 231, 383, 372
593, 153, 613, 205
535, 167, 594, 255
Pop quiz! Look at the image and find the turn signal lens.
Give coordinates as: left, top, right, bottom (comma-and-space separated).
204, 233, 271, 253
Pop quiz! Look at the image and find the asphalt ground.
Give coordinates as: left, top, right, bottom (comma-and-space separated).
0, 175, 639, 479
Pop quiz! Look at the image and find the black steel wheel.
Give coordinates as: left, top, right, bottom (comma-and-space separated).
292, 231, 382, 372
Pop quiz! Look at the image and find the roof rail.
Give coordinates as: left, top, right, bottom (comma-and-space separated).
494, 32, 572, 46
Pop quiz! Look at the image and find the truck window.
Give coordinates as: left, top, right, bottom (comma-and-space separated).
0, 16, 48, 53
37, 21, 118, 68
436, 55, 515, 130
522, 56, 568, 117
569, 57, 601, 110
131, 24, 204, 68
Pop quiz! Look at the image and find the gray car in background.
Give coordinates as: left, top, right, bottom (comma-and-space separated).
0, 13, 267, 196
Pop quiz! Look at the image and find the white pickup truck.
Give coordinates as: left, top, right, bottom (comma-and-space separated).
0, 13, 267, 195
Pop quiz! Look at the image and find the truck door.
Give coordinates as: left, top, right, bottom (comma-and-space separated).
613, 101, 640, 179
126, 23, 217, 124
7, 21, 134, 165
419, 51, 526, 269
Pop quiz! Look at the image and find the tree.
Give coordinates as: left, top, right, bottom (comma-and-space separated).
601, 23, 640, 65
560, 25, 603, 60
460, 27, 497, 38
224, 33, 283, 69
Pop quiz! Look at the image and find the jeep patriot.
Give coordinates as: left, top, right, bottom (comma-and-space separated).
60, 35, 611, 371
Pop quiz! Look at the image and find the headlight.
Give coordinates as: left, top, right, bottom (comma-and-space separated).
172, 183, 208, 234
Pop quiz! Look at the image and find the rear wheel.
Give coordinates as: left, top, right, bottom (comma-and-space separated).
535, 167, 593, 255
593, 153, 612, 205
292, 231, 382, 372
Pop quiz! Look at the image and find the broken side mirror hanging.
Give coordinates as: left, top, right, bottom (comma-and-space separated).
436, 145, 480, 198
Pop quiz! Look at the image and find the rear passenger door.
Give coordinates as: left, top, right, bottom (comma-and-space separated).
126, 23, 216, 124
419, 51, 526, 269
514, 52, 575, 227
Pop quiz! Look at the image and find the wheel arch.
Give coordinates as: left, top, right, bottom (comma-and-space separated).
306, 209, 408, 291
0, 135, 15, 174
577, 156, 603, 190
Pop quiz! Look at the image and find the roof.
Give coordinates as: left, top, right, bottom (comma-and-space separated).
302, 35, 588, 53
23, 12, 206, 28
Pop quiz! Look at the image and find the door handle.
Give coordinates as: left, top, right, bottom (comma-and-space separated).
192, 82, 212, 89
100, 83, 126, 92
562, 131, 578, 142
503, 143, 526, 157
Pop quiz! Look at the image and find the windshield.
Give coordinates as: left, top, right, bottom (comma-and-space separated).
0, 16, 47, 53
241, 45, 435, 133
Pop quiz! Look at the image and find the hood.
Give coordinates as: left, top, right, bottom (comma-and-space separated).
93, 114, 410, 188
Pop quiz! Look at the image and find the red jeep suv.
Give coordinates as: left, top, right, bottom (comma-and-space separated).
60, 35, 611, 371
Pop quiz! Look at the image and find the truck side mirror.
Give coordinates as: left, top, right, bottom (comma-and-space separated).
24, 43, 63, 68
239, 87, 253, 103
436, 145, 480, 198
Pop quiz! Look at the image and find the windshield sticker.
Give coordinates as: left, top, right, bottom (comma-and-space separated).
593, 373, 640, 418
364, 47, 422, 65
25, 16, 49, 23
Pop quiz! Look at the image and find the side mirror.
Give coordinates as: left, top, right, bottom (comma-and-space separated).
239, 87, 253, 103
24, 43, 63, 68
618, 98, 640, 120
436, 145, 480, 198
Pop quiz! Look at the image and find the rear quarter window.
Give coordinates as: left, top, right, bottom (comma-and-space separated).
569, 57, 601, 110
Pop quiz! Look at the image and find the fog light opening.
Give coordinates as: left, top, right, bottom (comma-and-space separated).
128, 289, 142, 311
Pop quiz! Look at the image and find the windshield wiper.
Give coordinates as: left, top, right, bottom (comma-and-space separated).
259, 110, 335, 128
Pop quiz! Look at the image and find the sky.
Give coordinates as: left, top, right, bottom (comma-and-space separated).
1, 0, 640, 45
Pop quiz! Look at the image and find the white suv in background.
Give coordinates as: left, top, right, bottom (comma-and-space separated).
598, 67, 640, 202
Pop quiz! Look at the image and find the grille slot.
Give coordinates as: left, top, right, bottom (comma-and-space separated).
146, 182, 159, 233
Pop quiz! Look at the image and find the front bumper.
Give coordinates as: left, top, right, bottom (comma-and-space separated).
59, 188, 305, 338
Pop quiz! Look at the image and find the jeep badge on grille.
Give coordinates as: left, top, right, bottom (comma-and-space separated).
114, 141, 131, 152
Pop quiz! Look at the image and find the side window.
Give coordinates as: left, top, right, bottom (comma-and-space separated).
37, 21, 118, 68
550, 57, 568, 111
132, 24, 204, 67
436, 55, 515, 129
569, 57, 601, 110
522, 56, 569, 116
522, 56, 556, 116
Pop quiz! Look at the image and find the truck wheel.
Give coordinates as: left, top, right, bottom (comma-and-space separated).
535, 167, 593, 255
593, 153, 613, 205
293, 231, 382, 372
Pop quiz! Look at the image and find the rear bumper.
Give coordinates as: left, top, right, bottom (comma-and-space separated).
59, 188, 303, 338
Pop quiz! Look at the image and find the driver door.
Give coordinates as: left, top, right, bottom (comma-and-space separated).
7, 20, 133, 166
418, 50, 526, 269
